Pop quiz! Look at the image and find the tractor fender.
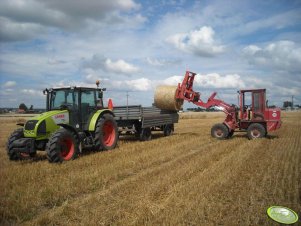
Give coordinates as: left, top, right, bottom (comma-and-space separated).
88, 110, 115, 132
223, 122, 231, 131
57, 123, 80, 142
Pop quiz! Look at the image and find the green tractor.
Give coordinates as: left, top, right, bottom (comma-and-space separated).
7, 82, 119, 163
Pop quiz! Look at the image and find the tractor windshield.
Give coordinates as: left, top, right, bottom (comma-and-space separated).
50, 89, 78, 110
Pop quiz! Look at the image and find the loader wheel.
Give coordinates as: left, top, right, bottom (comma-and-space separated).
46, 128, 78, 163
94, 114, 118, 151
211, 123, 229, 139
228, 130, 234, 138
164, 124, 174, 136
140, 128, 152, 141
247, 123, 266, 140
7, 128, 23, 160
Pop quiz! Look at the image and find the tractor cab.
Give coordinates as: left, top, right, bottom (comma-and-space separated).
239, 89, 281, 131
239, 89, 266, 121
44, 87, 104, 130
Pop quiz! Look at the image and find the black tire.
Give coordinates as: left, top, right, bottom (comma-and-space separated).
228, 130, 234, 138
164, 124, 174, 136
247, 123, 266, 140
46, 128, 79, 163
140, 128, 152, 141
211, 123, 229, 139
7, 128, 24, 160
94, 114, 119, 151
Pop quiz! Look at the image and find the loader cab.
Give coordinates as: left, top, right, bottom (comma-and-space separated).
239, 89, 266, 121
45, 87, 104, 130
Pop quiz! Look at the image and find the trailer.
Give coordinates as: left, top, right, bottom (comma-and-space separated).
113, 105, 179, 141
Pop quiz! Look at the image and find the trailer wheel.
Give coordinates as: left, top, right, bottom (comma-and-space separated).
211, 123, 229, 139
7, 128, 24, 160
247, 123, 266, 140
164, 124, 174, 136
140, 128, 152, 141
46, 128, 79, 163
94, 114, 118, 150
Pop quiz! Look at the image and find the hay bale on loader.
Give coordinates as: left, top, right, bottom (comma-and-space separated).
154, 85, 183, 111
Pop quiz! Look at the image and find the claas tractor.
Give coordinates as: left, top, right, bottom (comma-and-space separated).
176, 71, 282, 139
7, 81, 119, 163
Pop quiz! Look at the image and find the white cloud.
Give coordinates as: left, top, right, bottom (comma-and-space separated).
113, 78, 152, 91
146, 57, 181, 67
0, 17, 45, 42
21, 89, 42, 96
162, 75, 183, 85
166, 26, 225, 57
82, 55, 140, 75
0, 0, 142, 41
243, 40, 301, 72
3, 80, 16, 88
194, 73, 245, 89
105, 58, 139, 74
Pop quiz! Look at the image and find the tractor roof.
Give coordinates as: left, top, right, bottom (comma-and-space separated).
50, 86, 98, 91
239, 88, 266, 93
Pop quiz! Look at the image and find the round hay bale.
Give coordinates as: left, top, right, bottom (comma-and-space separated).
154, 85, 183, 111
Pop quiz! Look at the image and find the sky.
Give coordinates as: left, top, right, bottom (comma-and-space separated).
0, 0, 301, 109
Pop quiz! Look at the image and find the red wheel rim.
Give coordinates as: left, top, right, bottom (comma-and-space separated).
60, 138, 74, 160
215, 129, 223, 137
103, 121, 115, 147
20, 153, 29, 158
251, 129, 260, 138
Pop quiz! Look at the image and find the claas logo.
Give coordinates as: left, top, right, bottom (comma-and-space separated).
55, 114, 65, 119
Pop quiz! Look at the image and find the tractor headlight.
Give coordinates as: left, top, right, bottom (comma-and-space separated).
37, 120, 46, 135
25, 120, 38, 130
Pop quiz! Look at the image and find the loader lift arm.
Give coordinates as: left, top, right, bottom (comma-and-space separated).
175, 71, 237, 130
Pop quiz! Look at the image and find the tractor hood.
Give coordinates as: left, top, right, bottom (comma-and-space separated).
31, 110, 69, 124
23, 110, 69, 139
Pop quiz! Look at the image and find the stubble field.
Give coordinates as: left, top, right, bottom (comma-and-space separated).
0, 111, 300, 225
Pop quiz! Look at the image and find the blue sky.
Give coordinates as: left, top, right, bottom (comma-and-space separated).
0, 0, 301, 109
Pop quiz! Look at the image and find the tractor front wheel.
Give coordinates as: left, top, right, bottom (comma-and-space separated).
46, 128, 78, 163
7, 128, 23, 160
94, 114, 119, 151
211, 123, 229, 139
247, 123, 266, 140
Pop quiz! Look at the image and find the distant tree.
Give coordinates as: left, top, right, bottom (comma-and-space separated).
29, 105, 33, 110
19, 103, 28, 111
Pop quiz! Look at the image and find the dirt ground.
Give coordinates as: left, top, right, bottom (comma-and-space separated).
0, 111, 300, 225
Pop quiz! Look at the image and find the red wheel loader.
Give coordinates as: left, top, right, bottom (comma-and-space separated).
176, 71, 282, 139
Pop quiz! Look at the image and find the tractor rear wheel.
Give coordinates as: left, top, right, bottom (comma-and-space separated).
247, 123, 266, 140
211, 123, 229, 139
140, 128, 152, 141
7, 128, 23, 160
94, 114, 118, 151
46, 128, 78, 163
